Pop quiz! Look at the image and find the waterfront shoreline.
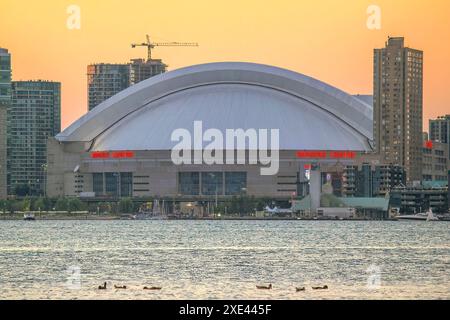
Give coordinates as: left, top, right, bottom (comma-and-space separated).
2, 212, 449, 221
0, 214, 425, 221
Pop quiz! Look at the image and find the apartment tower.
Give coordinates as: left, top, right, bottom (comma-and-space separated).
8, 81, 61, 195
0, 48, 11, 199
373, 37, 423, 182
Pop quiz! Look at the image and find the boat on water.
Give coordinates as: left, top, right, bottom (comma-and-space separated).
119, 214, 137, 220
23, 213, 36, 221
396, 208, 439, 221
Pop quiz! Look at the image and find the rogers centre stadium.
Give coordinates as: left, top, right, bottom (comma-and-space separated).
47, 62, 373, 204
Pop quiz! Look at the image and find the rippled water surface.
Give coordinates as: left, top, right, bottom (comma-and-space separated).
0, 220, 449, 299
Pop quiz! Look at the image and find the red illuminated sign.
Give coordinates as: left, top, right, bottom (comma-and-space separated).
111, 151, 135, 158
296, 151, 327, 159
329, 151, 356, 159
90, 151, 135, 159
296, 150, 356, 159
424, 140, 433, 149
91, 151, 109, 159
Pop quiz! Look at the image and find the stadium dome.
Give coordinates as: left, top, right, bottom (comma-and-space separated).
57, 62, 374, 152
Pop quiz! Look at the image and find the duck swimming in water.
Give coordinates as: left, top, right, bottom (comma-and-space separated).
256, 284, 272, 290
312, 285, 328, 290
143, 286, 162, 290
98, 282, 107, 290
114, 285, 127, 289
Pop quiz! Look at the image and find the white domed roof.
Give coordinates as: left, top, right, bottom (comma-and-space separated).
57, 62, 373, 151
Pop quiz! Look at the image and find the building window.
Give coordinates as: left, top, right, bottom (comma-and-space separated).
105, 173, 119, 197
225, 172, 247, 195
201, 172, 223, 195
93, 173, 103, 195
120, 172, 133, 197
178, 172, 199, 195
93, 172, 133, 197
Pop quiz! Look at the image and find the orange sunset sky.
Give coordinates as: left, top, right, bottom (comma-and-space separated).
1, 0, 449, 131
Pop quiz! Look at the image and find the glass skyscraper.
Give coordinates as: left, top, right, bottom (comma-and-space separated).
7, 80, 61, 195
0, 48, 11, 199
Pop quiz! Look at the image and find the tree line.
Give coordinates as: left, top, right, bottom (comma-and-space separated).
0, 197, 137, 214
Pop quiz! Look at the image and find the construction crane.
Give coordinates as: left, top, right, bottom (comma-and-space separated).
131, 34, 198, 61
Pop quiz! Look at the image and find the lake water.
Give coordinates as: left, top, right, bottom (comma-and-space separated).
0, 220, 448, 300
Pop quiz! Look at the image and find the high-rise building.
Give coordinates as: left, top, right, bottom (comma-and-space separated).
0, 48, 11, 199
87, 63, 129, 111
373, 37, 423, 182
8, 81, 61, 196
129, 58, 166, 85
88, 59, 166, 111
429, 115, 450, 160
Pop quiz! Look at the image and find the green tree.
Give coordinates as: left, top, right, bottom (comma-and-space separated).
22, 198, 31, 212
12, 200, 23, 212
0, 200, 7, 214
43, 197, 52, 211
33, 197, 45, 211
4, 200, 14, 214
67, 198, 85, 213
119, 198, 134, 213
55, 197, 68, 211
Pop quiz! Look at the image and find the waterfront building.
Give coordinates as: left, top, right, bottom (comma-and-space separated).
390, 182, 448, 213
429, 115, 450, 160
292, 195, 390, 219
8, 81, 61, 195
0, 48, 11, 199
339, 197, 389, 219
47, 62, 373, 206
373, 37, 423, 182
342, 163, 405, 197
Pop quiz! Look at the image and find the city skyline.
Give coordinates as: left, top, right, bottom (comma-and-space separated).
1, 0, 449, 130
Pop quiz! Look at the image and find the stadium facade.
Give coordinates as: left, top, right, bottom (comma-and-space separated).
47, 62, 373, 202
